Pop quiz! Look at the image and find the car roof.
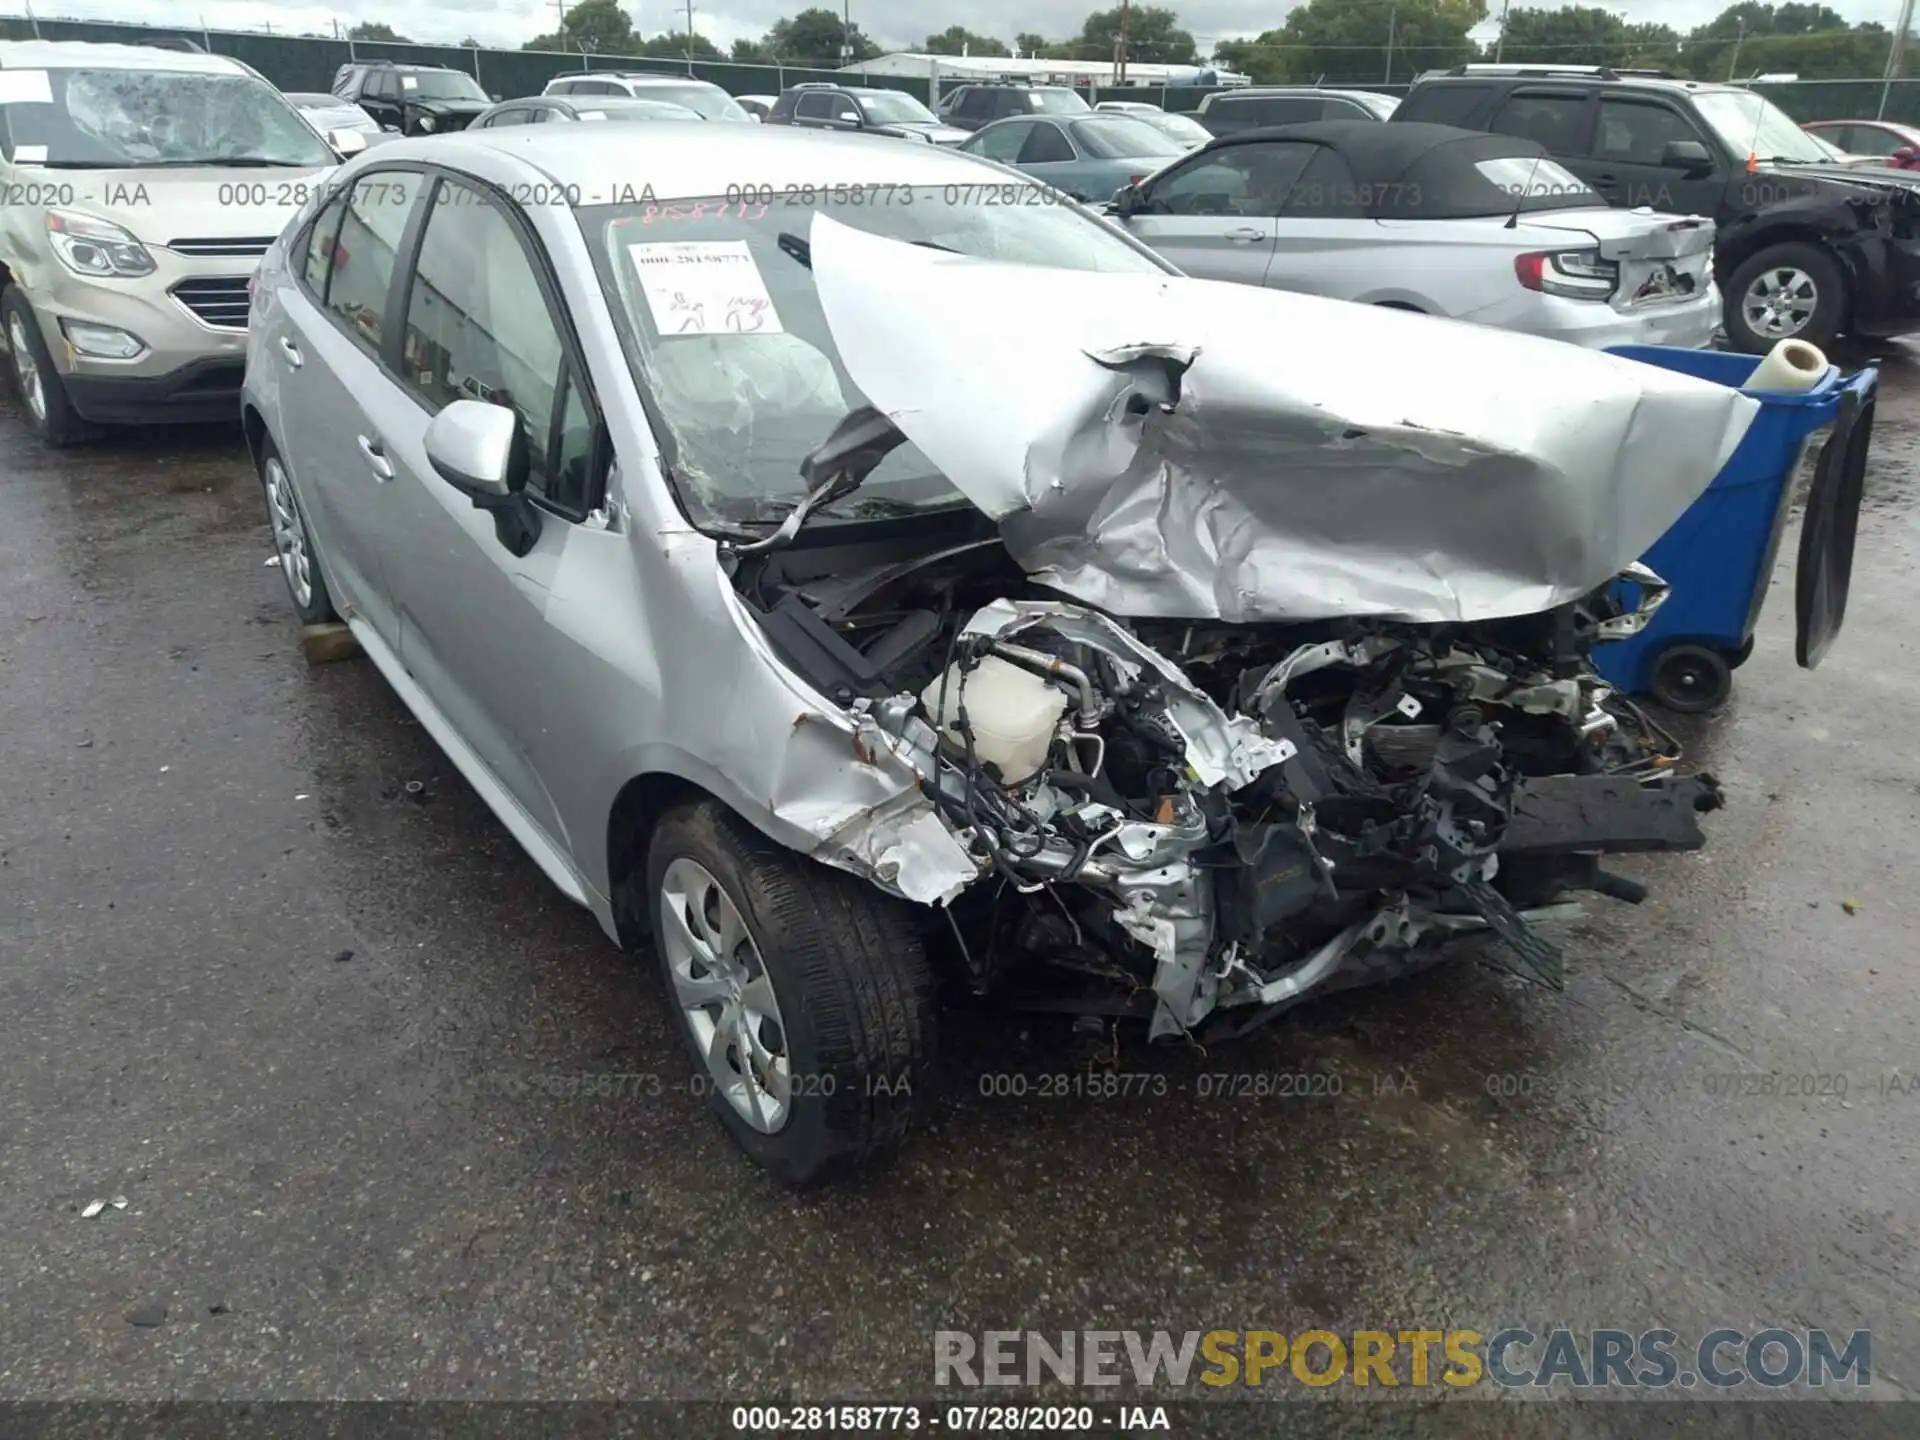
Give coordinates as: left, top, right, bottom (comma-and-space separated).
375, 123, 1002, 197
1414, 69, 1740, 99
1215, 117, 1532, 158
0, 39, 249, 74
561, 71, 723, 85
287, 92, 349, 104
1213, 86, 1391, 99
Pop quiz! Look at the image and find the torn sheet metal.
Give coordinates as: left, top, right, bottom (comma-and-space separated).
808, 214, 1761, 625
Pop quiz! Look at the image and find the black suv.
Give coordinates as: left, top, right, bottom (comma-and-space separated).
938, 82, 1092, 132
1394, 63, 1920, 352
332, 61, 492, 137
766, 83, 970, 145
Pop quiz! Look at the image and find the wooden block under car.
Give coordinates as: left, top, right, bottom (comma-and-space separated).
300, 622, 362, 667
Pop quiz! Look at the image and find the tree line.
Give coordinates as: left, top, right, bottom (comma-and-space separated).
341, 2, 1916, 84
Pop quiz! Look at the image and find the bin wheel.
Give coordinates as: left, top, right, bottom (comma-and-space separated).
1650, 644, 1733, 713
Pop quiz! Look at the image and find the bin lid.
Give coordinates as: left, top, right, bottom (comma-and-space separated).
1795, 380, 1874, 669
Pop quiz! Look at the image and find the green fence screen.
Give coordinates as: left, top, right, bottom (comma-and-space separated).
8, 17, 1920, 125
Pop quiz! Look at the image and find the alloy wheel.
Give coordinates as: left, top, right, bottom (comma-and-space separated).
8, 313, 46, 424
1741, 266, 1817, 340
658, 857, 792, 1134
262, 456, 314, 610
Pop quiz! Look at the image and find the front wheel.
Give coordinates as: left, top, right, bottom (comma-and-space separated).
1723, 242, 1845, 354
2, 286, 90, 447
646, 801, 937, 1185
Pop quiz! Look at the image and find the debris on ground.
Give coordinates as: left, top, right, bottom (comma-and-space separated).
124, 1303, 168, 1328
332, 949, 355, 964
1843, 897, 1861, 915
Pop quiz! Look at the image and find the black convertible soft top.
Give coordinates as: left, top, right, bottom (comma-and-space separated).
1201, 120, 1597, 219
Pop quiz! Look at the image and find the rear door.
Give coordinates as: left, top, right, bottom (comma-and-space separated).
360, 71, 403, 130
969, 119, 1037, 166
270, 168, 431, 646
357, 173, 606, 843
1486, 88, 1596, 179
793, 91, 838, 130
1121, 142, 1309, 285
1013, 120, 1086, 194
1586, 94, 1728, 215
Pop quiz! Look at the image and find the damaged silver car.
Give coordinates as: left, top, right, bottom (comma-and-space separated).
244, 126, 1755, 1183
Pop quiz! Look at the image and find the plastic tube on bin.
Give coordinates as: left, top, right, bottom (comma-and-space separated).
1746, 338, 1828, 394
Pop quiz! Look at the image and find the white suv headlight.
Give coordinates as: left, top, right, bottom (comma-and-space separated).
418, 114, 438, 132
46, 210, 156, 278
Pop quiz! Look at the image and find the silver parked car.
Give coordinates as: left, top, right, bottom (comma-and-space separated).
0, 41, 346, 445
284, 91, 383, 151
1111, 121, 1720, 350
245, 125, 1739, 1183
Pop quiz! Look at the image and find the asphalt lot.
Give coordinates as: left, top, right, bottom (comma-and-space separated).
0, 347, 1916, 1436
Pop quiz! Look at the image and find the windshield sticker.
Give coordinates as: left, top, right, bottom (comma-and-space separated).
638, 199, 770, 224
578, 110, 606, 120
13, 143, 48, 163
401, 76, 419, 90
0, 70, 53, 105
628, 240, 784, 336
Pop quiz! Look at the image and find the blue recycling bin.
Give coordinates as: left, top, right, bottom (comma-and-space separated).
1592, 345, 1877, 712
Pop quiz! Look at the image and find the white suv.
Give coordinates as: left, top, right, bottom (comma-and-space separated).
0, 40, 349, 445
540, 72, 753, 121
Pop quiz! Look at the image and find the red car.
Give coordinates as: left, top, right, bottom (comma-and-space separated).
1802, 118, 1920, 168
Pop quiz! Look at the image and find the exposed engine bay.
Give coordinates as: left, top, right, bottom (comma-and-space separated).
730, 500, 1723, 1042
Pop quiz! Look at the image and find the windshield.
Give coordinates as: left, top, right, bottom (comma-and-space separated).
1693, 90, 1829, 164
405, 71, 487, 101
1355, 93, 1399, 119
644, 84, 752, 121
856, 91, 937, 125
581, 186, 1168, 527
1030, 88, 1091, 115
1138, 111, 1210, 145
1, 68, 336, 168
1071, 115, 1188, 160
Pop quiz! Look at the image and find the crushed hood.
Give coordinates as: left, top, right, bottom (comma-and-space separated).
808, 213, 1760, 624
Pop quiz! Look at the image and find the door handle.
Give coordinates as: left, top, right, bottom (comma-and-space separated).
1591, 172, 1620, 187
1225, 226, 1266, 242
278, 336, 303, 368
357, 434, 394, 482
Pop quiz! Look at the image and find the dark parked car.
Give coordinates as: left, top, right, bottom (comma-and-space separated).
766, 83, 969, 146
1195, 86, 1398, 137
332, 60, 490, 137
1393, 63, 1920, 352
936, 82, 1092, 132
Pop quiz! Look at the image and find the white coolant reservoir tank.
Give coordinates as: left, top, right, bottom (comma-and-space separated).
920, 655, 1068, 785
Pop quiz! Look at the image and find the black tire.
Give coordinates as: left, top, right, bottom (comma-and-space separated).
1722, 242, 1845, 355
646, 800, 937, 1186
2, 285, 91, 447
254, 434, 338, 625
1649, 643, 1734, 713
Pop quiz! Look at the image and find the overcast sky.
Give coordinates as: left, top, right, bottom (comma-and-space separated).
27, 0, 1910, 57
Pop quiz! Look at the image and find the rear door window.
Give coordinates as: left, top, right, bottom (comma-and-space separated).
1019, 122, 1075, 163
1399, 83, 1491, 127
322, 172, 427, 354
795, 92, 836, 120
975, 120, 1034, 163
1489, 91, 1590, 155
1279, 146, 1365, 219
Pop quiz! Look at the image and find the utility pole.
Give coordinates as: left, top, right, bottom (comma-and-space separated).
841, 0, 853, 65
1494, 0, 1510, 63
1383, 4, 1396, 85
684, 0, 695, 71
1726, 18, 1745, 82
1118, 0, 1130, 85
1881, 0, 1916, 119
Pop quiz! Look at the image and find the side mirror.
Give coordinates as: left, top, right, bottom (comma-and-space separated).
836, 112, 861, 126
1661, 139, 1714, 176
1895, 145, 1919, 163
424, 400, 542, 555
1111, 183, 1145, 217
490, 92, 502, 102
381, 124, 401, 133
327, 128, 368, 157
